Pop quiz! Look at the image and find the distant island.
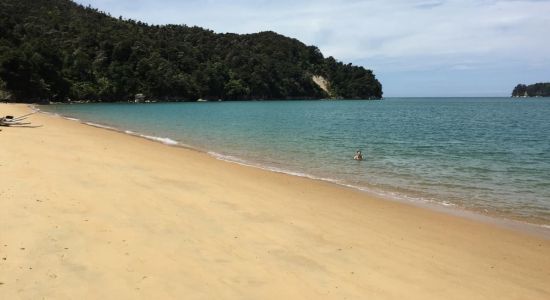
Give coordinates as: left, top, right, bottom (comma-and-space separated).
512, 82, 550, 98
0, 0, 382, 103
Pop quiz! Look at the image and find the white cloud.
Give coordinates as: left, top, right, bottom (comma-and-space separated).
76, 0, 550, 64
74, 0, 550, 96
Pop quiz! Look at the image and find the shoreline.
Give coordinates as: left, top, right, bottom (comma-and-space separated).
33, 104, 550, 238
2, 103, 550, 299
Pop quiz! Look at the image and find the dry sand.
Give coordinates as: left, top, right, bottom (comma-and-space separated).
1, 103, 549, 299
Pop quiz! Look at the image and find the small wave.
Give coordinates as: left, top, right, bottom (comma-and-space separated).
207, 151, 464, 212
31, 105, 60, 117
340, 182, 436, 205
207, 151, 340, 183
121, 128, 180, 146
38, 107, 181, 147
83, 122, 180, 146
70, 118, 182, 146
207, 152, 250, 164
84, 122, 116, 130
139, 134, 179, 145
28, 104, 40, 112
41, 111, 60, 117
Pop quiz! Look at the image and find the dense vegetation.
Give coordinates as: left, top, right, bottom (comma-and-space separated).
0, 0, 382, 102
512, 83, 550, 97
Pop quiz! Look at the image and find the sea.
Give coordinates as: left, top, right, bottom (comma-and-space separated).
39, 98, 550, 227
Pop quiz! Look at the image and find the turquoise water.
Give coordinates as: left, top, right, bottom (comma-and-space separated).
41, 98, 550, 225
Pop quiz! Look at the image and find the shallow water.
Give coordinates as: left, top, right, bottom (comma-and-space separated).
41, 98, 550, 225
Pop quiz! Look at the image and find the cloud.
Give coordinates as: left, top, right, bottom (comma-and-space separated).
74, 0, 550, 96
75, 1, 550, 62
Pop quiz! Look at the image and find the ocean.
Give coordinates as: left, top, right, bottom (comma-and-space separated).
40, 98, 550, 226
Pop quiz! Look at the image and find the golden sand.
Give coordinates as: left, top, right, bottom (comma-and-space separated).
1, 103, 549, 299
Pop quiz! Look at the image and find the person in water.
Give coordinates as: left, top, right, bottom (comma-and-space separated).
354, 150, 363, 161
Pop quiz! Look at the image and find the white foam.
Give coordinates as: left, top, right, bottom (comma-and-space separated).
84, 122, 116, 130
83, 121, 180, 146
207, 151, 339, 183
38, 109, 181, 147
207, 152, 249, 164
29, 105, 59, 117
28, 104, 40, 112
140, 134, 179, 145
33, 107, 59, 117
208, 150, 467, 214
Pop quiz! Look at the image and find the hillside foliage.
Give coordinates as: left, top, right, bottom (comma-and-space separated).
512, 83, 550, 98
0, 0, 382, 102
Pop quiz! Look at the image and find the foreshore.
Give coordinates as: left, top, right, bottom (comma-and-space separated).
1, 103, 549, 299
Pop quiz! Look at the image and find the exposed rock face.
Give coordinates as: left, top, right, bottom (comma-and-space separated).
312, 75, 330, 96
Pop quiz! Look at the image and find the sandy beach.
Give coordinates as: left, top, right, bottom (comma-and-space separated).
1, 103, 549, 299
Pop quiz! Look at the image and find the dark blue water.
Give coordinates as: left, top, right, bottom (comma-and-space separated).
41, 98, 550, 225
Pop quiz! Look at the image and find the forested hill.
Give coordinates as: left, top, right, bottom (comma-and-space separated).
0, 0, 383, 103
512, 83, 550, 98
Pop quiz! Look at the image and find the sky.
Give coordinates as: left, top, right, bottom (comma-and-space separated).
74, 0, 550, 97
